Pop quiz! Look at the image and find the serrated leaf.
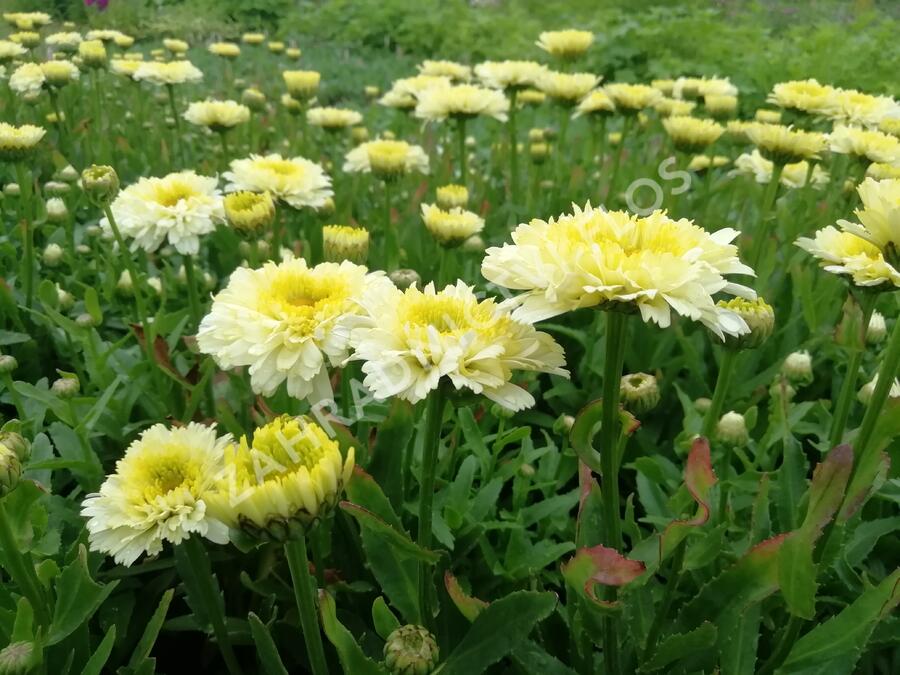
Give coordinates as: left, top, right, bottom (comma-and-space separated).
561, 545, 645, 610
319, 591, 388, 675
444, 571, 489, 622
248, 612, 289, 675
799, 444, 852, 541
641, 622, 717, 671
777, 534, 817, 619
48, 545, 119, 645
340, 501, 441, 563
717, 604, 760, 675
128, 589, 173, 667
659, 437, 717, 562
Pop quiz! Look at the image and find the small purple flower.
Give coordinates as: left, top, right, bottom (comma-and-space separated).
85, 0, 110, 10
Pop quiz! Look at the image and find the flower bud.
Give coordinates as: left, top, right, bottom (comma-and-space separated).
45, 181, 70, 196
867, 312, 886, 345
0, 443, 22, 497
351, 126, 369, 144
75, 312, 97, 328
51, 377, 80, 399
75, 244, 90, 255
59, 165, 79, 182
782, 350, 813, 384
383, 625, 439, 675
0, 355, 18, 374
4, 183, 20, 197
241, 87, 267, 112
323, 225, 369, 264
769, 377, 796, 403
224, 191, 275, 235
57, 285, 74, 310
552, 414, 575, 436
461, 234, 485, 253
715, 411, 748, 446
365, 85, 380, 98
435, 184, 468, 210
717, 297, 774, 350
0, 640, 36, 674
858, 374, 900, 405
693, 397, 711, 414
42, 243, 64, 267
519, 463, 536, 477
0, 432, 29, 462
81, 165, 120, 207
528, 128, 544, 142
318, 197, 336, 217
45, 197, 68, 222
116, 270, 133, 295
389, 268, 421, 290
530, 142, 549, 164
620, 372, 660, 414
147, 277, 163, 295
489, 403, 516, 420
79, 39, 107, 68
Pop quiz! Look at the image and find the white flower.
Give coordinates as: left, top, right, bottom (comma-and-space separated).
224, 153, 332, 210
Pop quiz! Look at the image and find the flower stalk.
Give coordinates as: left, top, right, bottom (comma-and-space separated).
285, 536, 330, 675
417, 388, 446, 627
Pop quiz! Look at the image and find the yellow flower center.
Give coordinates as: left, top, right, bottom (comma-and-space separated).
121, 444, 204, 504
260, 267, 351, 336
258, 158, 302, 176
154, 181, 198, 207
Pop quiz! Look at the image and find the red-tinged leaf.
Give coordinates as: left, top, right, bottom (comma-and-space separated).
339, 501, 440, 563
445, 571, 489, 622
799, 444, 853, 541
131, 323, 190, 384
562, 545, 646, 610
840, 453, 890, 523
659, 437, 718, 561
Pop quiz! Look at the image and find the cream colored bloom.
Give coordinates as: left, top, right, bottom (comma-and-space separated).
768, 79, 836, 115
475, 60, 547, 90
343, 139, 429, 179
163, 38, 189, 54
208, 42, 240, 58
206, 416, 354, 540
745, 123, 825, 164
704, 94, 737, 117
198, 258, 391, 400
415, 84, 509, 121
306, 106, 363, 129
687, 155, 730, 172
481, 204, 756, 338
867, 163, 900, 180
9, 32, 40, 48
111, 59, 142, 77
822, 88, 900, 128
78, 39, 107, 66
102, 171, 224, 255
605, 83, 663, 112
242, 33, 265, 45
184, 99, 251, 131
224, 191, 275, 234
41, 60, 80, 87
283, 70, 320, 98
350, 281, 568, 410
0, 123, 45, 160
673, 76, 737, 99
0, 40, 27, 62
436, 184, 468, 209
518, 88, 546, 106
421, 203, 484, 247
134, 60, 203, 86
755, 109, 782, 124
827, 125, 900, 165
838, 178, 900, 259
45, 32, 82, 51
655, 97, 696, 117
537, 72, 599, 105
268, 41, 285, 53
662, 116, 724, 152
881, 118, 900, 138
225, 153, 333, 209
323, 225, 369, 264
796, 226, 899, 288
418, 59, 472, 81
573, 89, 615, 117
9, 62, 43, 95
732, 150, 828, 189
379, 75, 451, 109
86, 29, 126, 42
81, 423, 232, 566
536, 30, 594, 59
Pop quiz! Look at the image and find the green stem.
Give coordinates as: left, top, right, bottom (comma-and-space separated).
1, 373, 28, 424
15, 163, 34, 310
853, 310, 900, 467
182, 537, 243, 675
167, 84, 186, 166
749, 162, 784, 271
456, 117, 468, 187
599, 311, 628, 675
701, 349, 738, 439
717, 442, 736, 523
508, 89, 519, 220
828, 294, 877, 448
383, 180, 397, 270
285, 537, 329, 675
219, 131, 230, 171
642, 542, 685, 663
607, 115, 632, 206
557, 106, 570, 193
417, 389, 446, 627
0, 500, 49, 626
183, 254, 203, 333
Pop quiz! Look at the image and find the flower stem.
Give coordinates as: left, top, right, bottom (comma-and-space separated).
853, 309, 900, 467
701, 349, 738, 439
15, 163, 34, 310
642, 542, 685, 663
102, 205, 152, 348
285, 536, 329, 675
183, 254, 203, 333
607, 115, 632, 206
166, 84, 186, 166
182, 537, 243, 675
417, 388, 446, 627
749, 162, 784, 271
0, 499, 50, 627
508, 89, 519, 221
456, 118, 468, 187
383, 179, 397, 270
828, 293, 877, 448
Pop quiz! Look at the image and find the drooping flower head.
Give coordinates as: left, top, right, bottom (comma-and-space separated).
826, 125, 900, 165
796, 226, 899, 288
481, 204, 756, 339
767, 79, 836, 116
225, 153, 332, 210
414, 84, 509, 122
605, 83, 663, 113
198, 258, 392, 401
351, 281, 568, 410
838, 178, 900, 270
0, 123, 45, 161
343, 139, 429, 180
81, 423, 232, 566
745, 123, 826, 165
573, 89, 616, 118
822, 88, 900, 128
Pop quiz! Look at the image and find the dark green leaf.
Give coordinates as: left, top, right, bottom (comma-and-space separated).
319, 591, 388, 675
248, 612, 289, 675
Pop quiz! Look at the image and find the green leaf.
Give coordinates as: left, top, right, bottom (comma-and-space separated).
248, 612, 289, 675
0, 330, 31, 347
798, 444, 852, 541
48, 545, 119, 645
562, 545, 646, 611
569, 399, 638, 474
128, 589, 173, 667
367, 398, 415, 503
79, 625, 116, 675
11, 597, 34, 642
660, 437, 717, 562
435, 591, 557, 675
319, 591, 388, 675
778, 569, 900, 674
444, 571, 489, 622
340, 501, 440, 563
84, 287, 103, 325
372, 597, 401, 640
717, 604, 761, 675
511, 641, 577, 675
777, 535, 817, 619
641, 622, 717, 672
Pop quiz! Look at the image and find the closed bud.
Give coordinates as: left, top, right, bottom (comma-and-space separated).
45, 197, 68, 223
0, 443, 22, 497
224, 191, 275, 235
318, 197, 336, 216
45, 181, 70, 196
0, 355, 18, 374
59, 165, 79, 182
769, 377, 796, 403
858, 374, 900, 405
715, 411, 748, 446
75, 244, 91, 255
351, 126, 369, 144
528, 128, 544, 142
75, 312, 97, 328
241, 87, 267, 112
81, 165, 119, 207
620, 372, 660, 414
461, 234, 484, 253
383, 625, 439, 675
51, 377, 80, 399
866, 312, 886, 345
4, 183, 20, 197
42, 243, 64, 267
116, 270, 134, 295
717, 297, 774, 350
57, 285, 75, 310
389, 268, 421, 290
323, 225, 369, 264
489, 402, 516, 420
530, 142, 549, 164
552, 413, 575, 435
782, 350, 813, 384
519, 463, 536, 477
435, 184, 468, 210
365, 85, 380, 98
694, 397, 711, 414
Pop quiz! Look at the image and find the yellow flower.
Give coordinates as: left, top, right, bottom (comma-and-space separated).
286, 47, 301, 60
768, 79, 836, 115
724, 119, 758, 143
323, 225, 370, 264
86, 29, 127, 42
40, 60, 80, 87
536, 29, 594, 59
573, 89, 615, 118
283, 69, 320, 98
208, 42, 240, 59
475, 60, 547, 91
45, 32, 82, 52
350, 281, 568, 410
9, 32, 40, 48
306, 106, 364, 130
163, 38, 189, 54
823, 88, 900, 128
796, 226, 899, 288
0, 40, 28, 62
224, 191, 275, 234
418, 59, 472, 81
517, 88, 547, 106
103, 171, 224, 254
880, 118, 900, 138
654, 97, 696, 118
674, 76, 737, 99
687, 155, 730, 172
704, 94, 737, 117
716, 297, 774, 349
81, 423, 232, 566
198, 258, 391, 400
225, 153, 332, 210
379, 75, 451, 109
242, 87, 267, 111
414, 84, 509, 122
206, 416, 354, 541
343, 139, 429, 179
605, 83, 663, 112
867, 163, 900, 180
114, 34, 135, 49
827, 125, 900, 165
745, 123, 825, 164
662, 116, 724, 152
134, 60, 203, 85
436, 184, 469, 209
839, 178, 900, 262
754, 109, 782, 124
732, 150, 828, 189
0, 122, 45, 160
8, 62, 44, 95
110, 59, 142, 78
481, 204, 756, 339
268, 41, 285, 53
651, 79, 676, 96
421, 203, 484, 247
242, 33, 265, 45
537, 71, 600, 105
78, 39, 108, 67
3, 12, 50, 27
184, 99, 251, 131
281, 93, 303, 115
